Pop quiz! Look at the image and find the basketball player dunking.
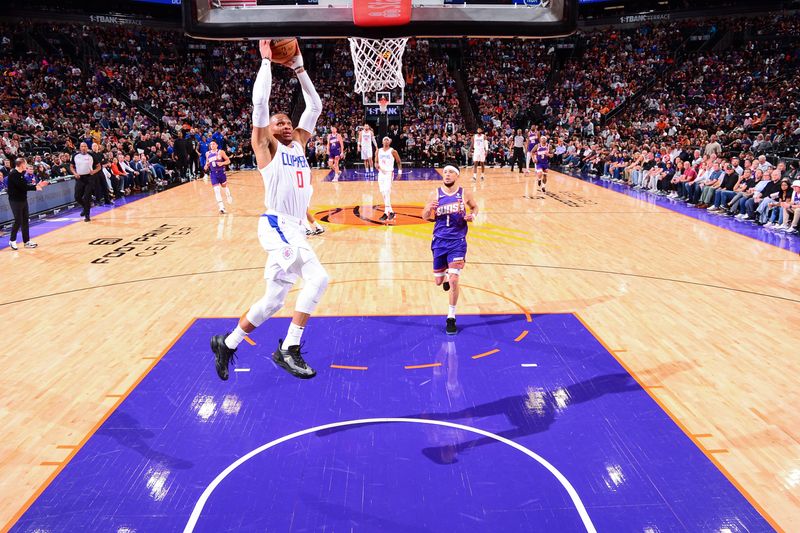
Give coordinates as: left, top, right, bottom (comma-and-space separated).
204, 140, 232, 213
328, 126, 344, 182
359, 124, 377, 174
534, 136, 550, 193
210, 39, 328, 380
422, 165, 479, 335
472, 128, 486, 182
377, 136, 402, 222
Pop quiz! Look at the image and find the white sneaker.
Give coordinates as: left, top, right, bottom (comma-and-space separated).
779, 224, 792, 232
24, 241, 37, 248
765, 222, 775, 228
9, 241, 18, 250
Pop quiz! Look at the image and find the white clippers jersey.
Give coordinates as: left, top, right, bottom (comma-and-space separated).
378, 147, 395, 173
259, 140, 312, 219
473, 134, 485, 151
360, 130, 373, 146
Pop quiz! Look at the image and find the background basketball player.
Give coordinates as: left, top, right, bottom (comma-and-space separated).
376, 136, 402, 222
535, 136, 550, 193
525, 128, 538, 173
422, 165, 478, 335
359, 124, 377, 175
328, 126, 344, 181
210, 39, 328, 380
472, 128, 486, 182
204, 140, 232, 213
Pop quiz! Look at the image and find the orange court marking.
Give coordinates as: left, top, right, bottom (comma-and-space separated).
404, 363, 442, 370
514, 330, 529, 342
243, 336, 257, 346
472, 348, 500, 360
330, 364, 369, 371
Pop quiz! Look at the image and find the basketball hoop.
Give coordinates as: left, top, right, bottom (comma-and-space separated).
378, 97, 389, 114
348, 37, 408, 95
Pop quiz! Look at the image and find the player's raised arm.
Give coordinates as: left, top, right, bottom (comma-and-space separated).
252, 40, 277, 170
286, 49, 322, 147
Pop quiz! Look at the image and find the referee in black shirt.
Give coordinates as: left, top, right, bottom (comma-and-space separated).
70, 142, 100, 222
6, 157, 49, 250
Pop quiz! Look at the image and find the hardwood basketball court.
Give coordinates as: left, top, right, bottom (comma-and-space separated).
2, 168, 798, 531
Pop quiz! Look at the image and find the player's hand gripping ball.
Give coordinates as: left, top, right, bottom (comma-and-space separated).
270, 38, 300, 65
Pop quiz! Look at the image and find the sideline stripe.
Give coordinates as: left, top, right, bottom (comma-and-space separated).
514, 330, 529, 342
572, 312, 784, 533
182, 418, 597, 533
2, 318, 197, 533
243, 336, 256, 346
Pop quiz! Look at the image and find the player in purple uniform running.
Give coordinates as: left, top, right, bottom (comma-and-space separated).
204, 140, 232, 213
534, 136, 550, 193
328, 127, 344, 181
524, 128, 537, 173
422, 165, 479, 335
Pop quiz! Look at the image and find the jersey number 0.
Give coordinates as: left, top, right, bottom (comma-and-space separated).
296, 170, 304, 188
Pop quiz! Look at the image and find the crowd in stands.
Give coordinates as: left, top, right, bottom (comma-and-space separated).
304, 38, 464, 168
2, 13, 799, 237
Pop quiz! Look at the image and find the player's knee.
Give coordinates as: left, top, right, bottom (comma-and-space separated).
247, 279, 292, 326
296, 267, 329, 314
447, 267, 461, 283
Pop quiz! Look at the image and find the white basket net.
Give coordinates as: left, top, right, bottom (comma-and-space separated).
348, 37, 408, 95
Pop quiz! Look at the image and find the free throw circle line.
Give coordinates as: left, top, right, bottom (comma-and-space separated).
183, 417, 597, 533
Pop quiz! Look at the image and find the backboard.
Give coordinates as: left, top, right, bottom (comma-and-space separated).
183, 0, 577, 40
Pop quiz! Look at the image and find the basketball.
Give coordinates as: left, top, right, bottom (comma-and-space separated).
270, 38, 299, 65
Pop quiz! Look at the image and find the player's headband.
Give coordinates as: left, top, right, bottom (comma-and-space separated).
383, 137, 391, 142
443, 165, 460, 176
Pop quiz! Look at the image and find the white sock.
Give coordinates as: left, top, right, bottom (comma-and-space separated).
225, 326, 248, 350
448, 305, 456, 319
218, 201, 225, 211
314, 221, 323, 230
384, 194, 393, 213
282, 322, 305, 349
213, 185, 223, 202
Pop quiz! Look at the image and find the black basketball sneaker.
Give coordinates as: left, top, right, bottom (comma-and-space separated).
446, 317, 457, 335
272, 340, 316, 379
210, 333, 237, 380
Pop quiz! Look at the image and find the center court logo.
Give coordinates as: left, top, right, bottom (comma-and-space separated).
314, 204, 428, 226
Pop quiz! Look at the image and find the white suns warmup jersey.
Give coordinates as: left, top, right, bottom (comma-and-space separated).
378, 147, 395, 173
259, 140, 312, 219
473, 134, 485, 152
360, 130, 373, 146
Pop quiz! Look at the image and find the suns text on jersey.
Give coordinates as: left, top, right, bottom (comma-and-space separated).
436, 201, 464, 216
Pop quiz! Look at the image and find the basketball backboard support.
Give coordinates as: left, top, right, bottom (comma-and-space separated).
183, 0, 576, 40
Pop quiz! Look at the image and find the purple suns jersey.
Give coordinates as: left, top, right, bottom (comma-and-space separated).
536, 144, 549, 164
433, 187, 468, 241
206, 149, 226, 179
527, 132, 537, 150
328, 134, 341, 154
